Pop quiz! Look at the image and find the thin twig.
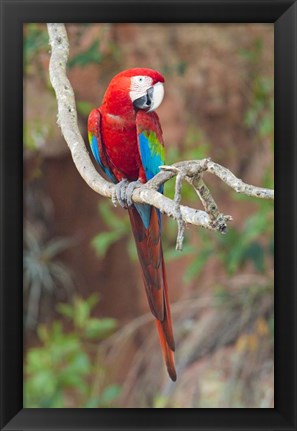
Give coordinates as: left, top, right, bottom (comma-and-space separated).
174, 170, 186, 250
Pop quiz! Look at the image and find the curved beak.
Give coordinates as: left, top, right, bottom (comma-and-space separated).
147, 82, 164, 112
133, 82, 164, 112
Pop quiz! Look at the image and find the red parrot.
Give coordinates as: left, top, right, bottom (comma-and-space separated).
88, 68, 176, 381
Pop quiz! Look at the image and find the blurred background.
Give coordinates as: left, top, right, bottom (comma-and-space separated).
23, 23, 274, 408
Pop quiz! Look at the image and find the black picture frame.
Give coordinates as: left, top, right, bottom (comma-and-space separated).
0, 0, 296, 430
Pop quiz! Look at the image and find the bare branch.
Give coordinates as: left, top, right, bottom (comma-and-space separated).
47, 23, 274, 246
205, 160, 274, 200
174, 170, 186, 251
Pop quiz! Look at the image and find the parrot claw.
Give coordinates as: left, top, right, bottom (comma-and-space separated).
112, 179, 142, 208
126, 180, 142, 207
113, 179, 129, 208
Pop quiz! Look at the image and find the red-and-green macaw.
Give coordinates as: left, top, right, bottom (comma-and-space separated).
88, 68, 176, 381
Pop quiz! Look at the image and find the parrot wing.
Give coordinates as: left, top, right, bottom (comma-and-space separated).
136, 110, 165, 183
87, 108, 116, 183
134, 110, 164, 228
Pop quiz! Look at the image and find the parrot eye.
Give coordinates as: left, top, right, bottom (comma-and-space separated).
138, 77, 144, 83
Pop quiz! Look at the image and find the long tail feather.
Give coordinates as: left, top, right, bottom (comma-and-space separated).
128, 206, 177, 381
156, 320, 177, 381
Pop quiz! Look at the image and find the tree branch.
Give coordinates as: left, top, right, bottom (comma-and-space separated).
47, 23, 274, 250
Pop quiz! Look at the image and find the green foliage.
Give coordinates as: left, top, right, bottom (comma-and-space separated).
68, 40, 102, 68
24, 295, 120, 408
92, 188, 197, 263
185, 197, 273, 282
91, 201, 131, 257
244, 75, 274, 139
217, 202, 273, 274
240, 38, 274, 143
57, 294, 117, 338
77, 100, 94, 117
239, 38, 263, 63
24, 24, 48, 66
24, 119, 51, 151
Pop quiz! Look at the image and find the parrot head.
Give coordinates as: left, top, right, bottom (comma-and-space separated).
102, 68, 165, 115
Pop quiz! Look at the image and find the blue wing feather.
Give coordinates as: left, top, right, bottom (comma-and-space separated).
90, 134, 116, 182
90, 135, 101, 165
136, 112, 165, 229
138, 132, 164, 181
88, 109, 117, 183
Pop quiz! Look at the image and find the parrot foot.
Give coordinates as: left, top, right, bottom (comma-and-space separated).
126, 180, 142, 207
112, 179, 142, 208
112, 179, 129, 208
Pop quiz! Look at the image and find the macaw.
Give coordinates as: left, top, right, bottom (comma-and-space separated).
88, 68, 176, 381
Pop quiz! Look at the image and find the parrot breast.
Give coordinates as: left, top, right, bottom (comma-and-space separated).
100, 109, 141, 181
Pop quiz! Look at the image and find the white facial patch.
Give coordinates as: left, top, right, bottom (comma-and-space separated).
129, 75, 153, 102
147, 82, 164, 112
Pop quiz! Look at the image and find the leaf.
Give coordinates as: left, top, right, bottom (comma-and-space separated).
84, 318, 117, 339
73, 298, 90, 328
91, 231, 121, 257
77, 101, 93, 117
30, 370, 55, 394
100, 385, 121, 404
57, 303, 74, 319
68, 40, 102, 68
225, 243, 246, 274
84, 396, 104, 408
127, 238, 138, 261
24, 294, 120, 408
86, 293, 100, 310
243, 212, 269, 242
259, 115, 273, 137
24, 24, 48, 64
243, 242, 265, 272
98, 201, 129, 231
37, 325, 50, 344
